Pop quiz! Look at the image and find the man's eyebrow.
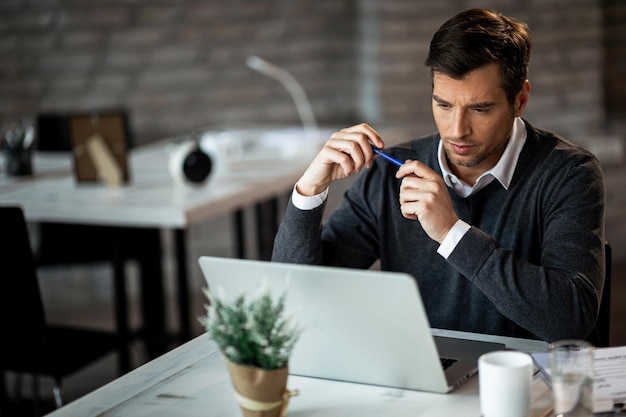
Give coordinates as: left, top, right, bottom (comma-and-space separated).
470, 101, 496, 108
432, 94, 495, 108
432, 94, 449, 104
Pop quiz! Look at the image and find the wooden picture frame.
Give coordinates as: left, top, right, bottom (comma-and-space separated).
69, 112, 131, 185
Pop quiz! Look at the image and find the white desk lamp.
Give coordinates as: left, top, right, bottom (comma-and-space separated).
245, 55, 319, 138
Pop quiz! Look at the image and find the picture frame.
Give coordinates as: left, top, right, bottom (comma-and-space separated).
69, 112, 131, 185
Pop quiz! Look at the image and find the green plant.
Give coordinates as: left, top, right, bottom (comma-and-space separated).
200, 280, 301, 370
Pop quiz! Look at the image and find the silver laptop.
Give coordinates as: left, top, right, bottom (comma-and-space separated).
198, 256, 504, 394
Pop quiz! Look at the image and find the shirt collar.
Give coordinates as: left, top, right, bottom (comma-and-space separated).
438, 117, 527, 197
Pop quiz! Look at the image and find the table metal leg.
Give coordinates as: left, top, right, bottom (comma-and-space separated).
112, 231, 131, 374
255, 198, 279, 261
137, 228, 168, 358
234, 209, 246, 259
174, 229, 191, 342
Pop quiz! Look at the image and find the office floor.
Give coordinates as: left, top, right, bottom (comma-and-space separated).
3, 187, 625, 416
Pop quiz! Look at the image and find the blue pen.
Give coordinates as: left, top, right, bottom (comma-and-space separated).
371, 144, 403, 167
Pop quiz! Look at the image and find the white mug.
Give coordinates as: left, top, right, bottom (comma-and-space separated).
479, 350, 533, 417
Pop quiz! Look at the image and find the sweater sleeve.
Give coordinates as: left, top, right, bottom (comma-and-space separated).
271, 198, 327, 265
272, 162, 386, 269
447, 151, 606, 342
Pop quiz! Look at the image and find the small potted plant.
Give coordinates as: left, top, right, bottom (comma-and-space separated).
200, 279, 301, 417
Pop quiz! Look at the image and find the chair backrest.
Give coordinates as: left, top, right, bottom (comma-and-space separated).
598, 242, 612, 345
587, 242, 612, 347
0, 206, 48, 343
35, 113, 73, 151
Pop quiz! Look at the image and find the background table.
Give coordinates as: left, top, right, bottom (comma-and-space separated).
44, 329, 553, 417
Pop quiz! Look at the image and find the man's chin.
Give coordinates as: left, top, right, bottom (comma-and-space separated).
447, 155, 479, 169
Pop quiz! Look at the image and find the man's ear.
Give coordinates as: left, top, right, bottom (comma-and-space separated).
515, 80, 531, 116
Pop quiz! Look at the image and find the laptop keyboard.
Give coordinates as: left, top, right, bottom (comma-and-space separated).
440, 357, 458, 369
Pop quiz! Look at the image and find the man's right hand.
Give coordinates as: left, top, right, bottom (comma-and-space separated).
295, 123, 386, 196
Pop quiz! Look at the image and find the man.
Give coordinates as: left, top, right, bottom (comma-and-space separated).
272, 8, 605, 342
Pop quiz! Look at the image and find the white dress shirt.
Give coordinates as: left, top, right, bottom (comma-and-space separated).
437, 117, 527, 257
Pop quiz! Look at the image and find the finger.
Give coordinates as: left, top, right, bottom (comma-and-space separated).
339, 123, 385, 149
328, 139, 368, 171
317, 146, 358, 177
395, 159, 438, 180
400, 177, 443, 208
399, 201, 419, 220
327, 133, 376, 170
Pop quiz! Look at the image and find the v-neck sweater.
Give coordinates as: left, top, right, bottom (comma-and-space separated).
272, 120, 605, 342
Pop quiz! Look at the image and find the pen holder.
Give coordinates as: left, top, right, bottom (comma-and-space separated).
2, 121, 34, 177
4, 146, 32, 176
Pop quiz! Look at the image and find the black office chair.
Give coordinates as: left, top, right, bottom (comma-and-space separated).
0, 206, 119, 415
587, 242, 612, 347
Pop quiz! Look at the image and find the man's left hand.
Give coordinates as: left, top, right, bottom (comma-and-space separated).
396, 160, 459, 243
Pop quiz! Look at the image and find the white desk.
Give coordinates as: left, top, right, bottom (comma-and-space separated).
0, 127, 330, 368
44, 330, 554, 417
0, 131, 324, 228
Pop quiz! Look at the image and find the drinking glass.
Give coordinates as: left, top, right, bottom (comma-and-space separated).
549, 339, 594, 416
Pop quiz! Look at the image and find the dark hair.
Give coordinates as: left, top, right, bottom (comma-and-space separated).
425, 8, 532, 105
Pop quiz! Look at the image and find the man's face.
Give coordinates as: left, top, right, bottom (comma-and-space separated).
431, 63, 529, 184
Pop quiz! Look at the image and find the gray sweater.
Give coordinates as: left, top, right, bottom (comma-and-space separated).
271, 121, 606, 342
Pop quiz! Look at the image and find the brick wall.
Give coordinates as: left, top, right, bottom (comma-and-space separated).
0, 0, 356, 145
603, 0, 626, 128
0, 0, 622, 147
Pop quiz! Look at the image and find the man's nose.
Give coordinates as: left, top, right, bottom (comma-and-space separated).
450, 110, 471, 139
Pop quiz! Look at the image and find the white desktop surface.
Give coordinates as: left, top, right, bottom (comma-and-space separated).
45, 330, 552, 417
0, 152, 71, 188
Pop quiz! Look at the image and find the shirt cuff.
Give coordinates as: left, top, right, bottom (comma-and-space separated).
291, 184, 328, 210
437, 219, 471, 259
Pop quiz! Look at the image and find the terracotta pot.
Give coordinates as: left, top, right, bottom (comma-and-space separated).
225, 358, 298, 417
